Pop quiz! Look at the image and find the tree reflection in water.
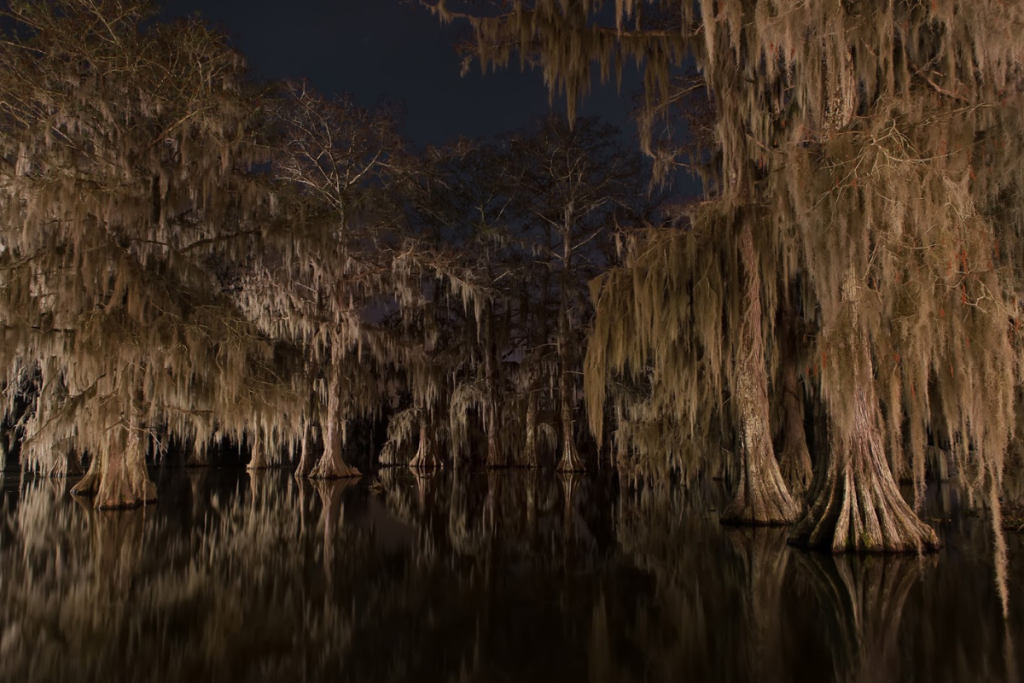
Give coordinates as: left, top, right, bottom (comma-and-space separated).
0, 470, 1020, 683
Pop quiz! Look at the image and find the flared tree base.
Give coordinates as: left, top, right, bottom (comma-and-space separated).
556, 439, 585, 473
720, 480, 800, 525
409, 443, 443, 469
71, 470, 157, 510
309, 455, 361, 479
721, 446, 800, 526
789, 463, 940, 553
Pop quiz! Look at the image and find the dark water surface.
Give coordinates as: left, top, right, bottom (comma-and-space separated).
0, 467, 1021, 683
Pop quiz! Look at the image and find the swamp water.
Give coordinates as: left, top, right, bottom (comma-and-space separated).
0, 467, 1021, 683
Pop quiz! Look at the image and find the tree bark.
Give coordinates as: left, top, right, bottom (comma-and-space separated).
409, 413, 442, 469
791, 276, 939, 552
296, 424, 317, 477
721, 224, 798, 524
309, 367, 360, 479
789, 382, 940, 551
71, 418, 157, 509
557, 331, 581, 475
246, 425, 271, 470
555, 204, 584, 473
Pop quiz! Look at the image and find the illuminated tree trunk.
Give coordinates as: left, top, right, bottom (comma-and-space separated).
722, 225, 798, 524
296, 424, 316, 477
792, 276, 939, 552
409, 413, 442, 468
246, 425, 270, 470
71, 418, 157, 509
309, 366, 360, 479
790, 381, 940, 551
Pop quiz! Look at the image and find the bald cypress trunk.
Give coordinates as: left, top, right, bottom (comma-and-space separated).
309, 366, 360, 479
246, 426, 271, 470
721, 225, 798, 524
71, 418, 156, 509
791, 278, 939, 552
296, 424, 316, 477
409, 413, 442, 469
790, 379, 940, 552
556, 215, 584, 473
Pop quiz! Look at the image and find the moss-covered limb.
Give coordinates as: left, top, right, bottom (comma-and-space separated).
722, 224, 798, 525
790, 387, 940, 553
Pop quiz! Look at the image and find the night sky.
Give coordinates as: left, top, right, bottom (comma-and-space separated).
160, 0, 644, 149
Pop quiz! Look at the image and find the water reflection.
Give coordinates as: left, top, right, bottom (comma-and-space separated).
0, 470, 1020, 682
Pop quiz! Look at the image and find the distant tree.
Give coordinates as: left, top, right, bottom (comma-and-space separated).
514, 116, 652, 471
390, 117, 654, 471
249, 81, 410, 478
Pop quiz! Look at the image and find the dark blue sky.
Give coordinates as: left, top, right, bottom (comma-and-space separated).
161, 0, 644, 149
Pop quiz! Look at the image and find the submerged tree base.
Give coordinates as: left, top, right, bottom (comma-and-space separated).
308, 457, 360, 479
556, 439, 585, 473
70, 471, 158, 510
408, 449, 443, 469
720, 430, 800, 526
720, 475, 800, 526
409, 421, 443, 469
789, 437, 940, 553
